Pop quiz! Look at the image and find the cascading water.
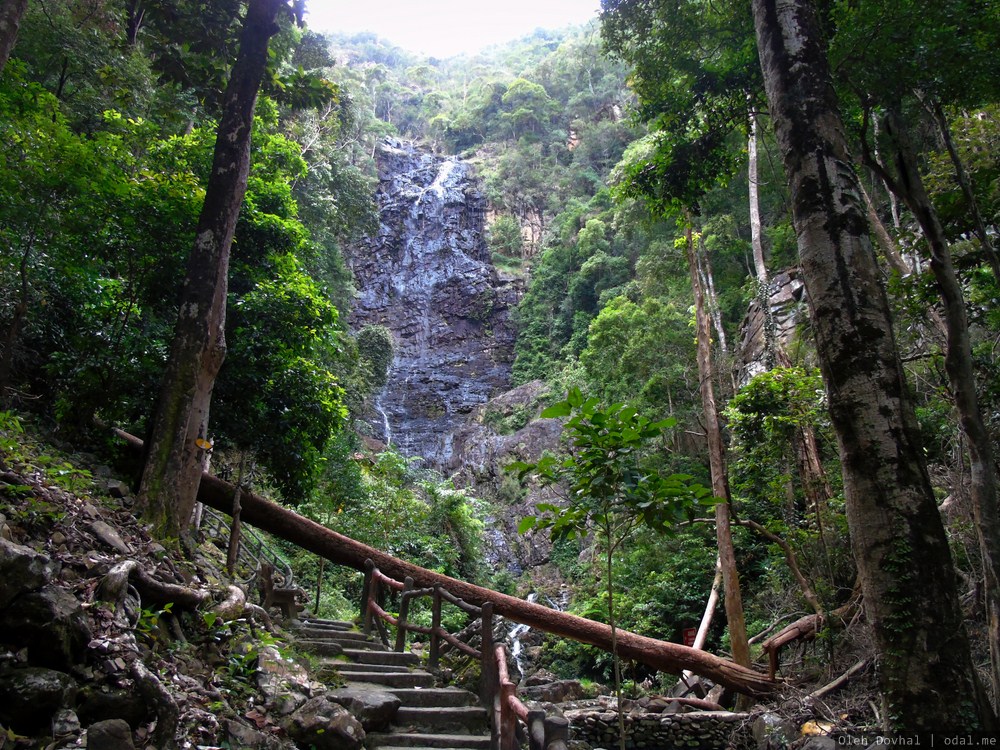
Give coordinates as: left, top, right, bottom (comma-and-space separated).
347, 138, 517, 469
507, 590, 570, 680
374, 390, 392, 446
509, 593, 539, 680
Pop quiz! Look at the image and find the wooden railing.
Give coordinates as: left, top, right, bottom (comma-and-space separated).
493, 643, 569, 750
200, 506, 295, 586
361, 559, 498, 706
360, 559, 569, 750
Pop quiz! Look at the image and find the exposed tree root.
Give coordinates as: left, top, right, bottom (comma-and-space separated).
130, 658, 179, 750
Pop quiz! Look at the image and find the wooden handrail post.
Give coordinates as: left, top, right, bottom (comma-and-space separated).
396, 576, 414, 652
430, 586, 442, 669
361, 559, 376, 635
499, 681, 517, 750
479, 602, 496, 707
543, 716, 569, 750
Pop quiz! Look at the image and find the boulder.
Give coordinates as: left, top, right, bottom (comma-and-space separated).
521, 678, 587, 703
52, 707, 81, 739
85, 718, 136, 750
224, 718, 288, 750
0, 537, 58, 608
257, 645, 316, 715
326, 687, 401, 731
283, 695, 365, 750
0, 584, 92, 669
77, 685, 150, 728
0, 666, 78, 733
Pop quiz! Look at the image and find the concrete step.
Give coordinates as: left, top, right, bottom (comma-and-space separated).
366, 733, 491, 750
296, 627, 374, 642
344, 671, 436, 688
331, 661, 411, 675
394, 706, 488, 733
293, 639, 344, 657
299, 618, 355, 630
343, 648, 420, 667
381, 687, 477, 708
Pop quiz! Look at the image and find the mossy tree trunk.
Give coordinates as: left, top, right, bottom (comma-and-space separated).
136, 0, 285, 540
751, 0, 996, 732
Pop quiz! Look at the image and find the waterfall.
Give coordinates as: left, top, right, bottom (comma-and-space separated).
346, 138, 517, 469
374, 392, 392, 446
508, 593, 539, 680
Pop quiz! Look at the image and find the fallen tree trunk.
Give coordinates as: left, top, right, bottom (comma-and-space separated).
761, 593, 861, 679
116, 429, 779, 698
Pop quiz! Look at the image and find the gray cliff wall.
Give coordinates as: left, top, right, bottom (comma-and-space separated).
347, 139, 518, 469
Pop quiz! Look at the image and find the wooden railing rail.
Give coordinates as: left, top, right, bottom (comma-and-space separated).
494, 644, 569, 750
360, 559, 567, 748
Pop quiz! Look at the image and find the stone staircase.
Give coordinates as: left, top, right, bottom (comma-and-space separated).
294, 618, 492, 750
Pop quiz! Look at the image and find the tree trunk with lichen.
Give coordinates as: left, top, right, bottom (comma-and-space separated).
136, 0, 284, 540
751, 0, 996, 732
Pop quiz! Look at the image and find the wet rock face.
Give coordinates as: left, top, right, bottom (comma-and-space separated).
348, 138, 517, 469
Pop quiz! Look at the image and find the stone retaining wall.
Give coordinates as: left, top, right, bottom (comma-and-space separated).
565, 709, 752, 750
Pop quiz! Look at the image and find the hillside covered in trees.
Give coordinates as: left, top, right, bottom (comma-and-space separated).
2, 0, 1000, 744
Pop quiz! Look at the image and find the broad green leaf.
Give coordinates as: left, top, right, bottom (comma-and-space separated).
541, 401, 572, 418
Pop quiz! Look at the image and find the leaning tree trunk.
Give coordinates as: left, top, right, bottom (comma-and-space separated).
0, 0, 28, 75
685, 223, 751, 671
878, 107, 1000, 713
136, 0, 284, 539
751, 0, 996, 733
118, 427, 781, 698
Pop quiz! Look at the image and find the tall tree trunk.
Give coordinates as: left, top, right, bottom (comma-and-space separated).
603, 519, 626, 750
697, 238, 729, 356
685, 223, 751, 671
877, 107, 1000, 713
0, 0, 28, 75
137, 0, 284, 539
859, 179, 908, 274
748, 110, 769, 284
751, 0, 996, 732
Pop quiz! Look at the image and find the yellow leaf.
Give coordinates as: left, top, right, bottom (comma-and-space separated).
801, 720, 833, 736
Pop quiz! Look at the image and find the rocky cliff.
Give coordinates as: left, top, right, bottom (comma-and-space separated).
347, 139, 519, 469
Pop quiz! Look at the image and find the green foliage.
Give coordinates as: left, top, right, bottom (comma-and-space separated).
580, 295, 693, 414
482, 403, 534, 436
135, 602, 174, 647
355, 325, 395, 393
487, 215, 524, 258
601, 0, 761, 213
511, 388, 716, 538
0, 13, 377, 500
726, 367, 827, 447
725, 367, 830, 518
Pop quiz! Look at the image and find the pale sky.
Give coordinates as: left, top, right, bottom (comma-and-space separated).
304, 0, 603, 58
